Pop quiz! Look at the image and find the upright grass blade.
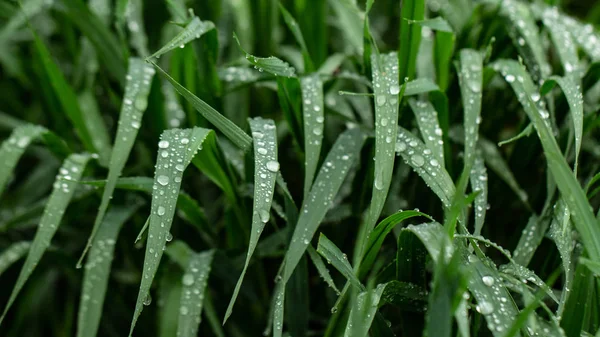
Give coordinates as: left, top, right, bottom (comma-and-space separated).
548, 200, 574, 317
316, 234, 364, 292
129, 127, 211, 336
540, 76, 584, 172
301, 75, 324, 198
328, 0, 364, 55
233, 33, 296, 77
0, 242, 31, 276
279, 4, 314, 72
470, 155, 488, 236
541, 9, 580, 77
493, 59, 600, 263
0, 153, 91, 325
125, 0, 149, 57
151, 62, 252, 152
177, 250, 214, 337
77, 202, 142, 337
399, 0, 425, 81
457, 49, 483, 171
345, 284, 387, 337
147, 17, 215, 60
78, 58, 155, 267
32, 31, 110, 163
512, 214, 546, 266
409, 99, 444, 164
224, 118, 278, 323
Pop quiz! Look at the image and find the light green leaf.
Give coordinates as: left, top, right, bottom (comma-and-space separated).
224, 117, 278, 323
148, 17, 215, 60
177, 250, 214, 337
329, 0, 364, 55
316, 233, 364, 291
0, 153, 91, 325
125, 0, 149, 56
78, 58, 155, 267
404, 78, 440, 96
0, 242, 31, 276
512, 214, 546, 266
411, 17, 453, 33
541, 9, 580, 77
345, 284, 387, 337
409, 99, 444, 164
457, 49, 483, 171
548, 199, 574, 316
301, 75, 324, 198
307, 246, 339, 294
233, 33, 296, 77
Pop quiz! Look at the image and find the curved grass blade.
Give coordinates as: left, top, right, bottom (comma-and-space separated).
493, 59, 600, 263
148, 17, 215, 60
177, 250, 214, 337
541, 76, 584, 173
395, 126, 455, 207
0, 242, 30, 276
0, 153, 91, 325
151, 62, 252, 152
77, 58, 155, 267
409, 99, 444, 164
233, 33, 296, 77
77, 202, 142, 337
279, 4, 314, 72
457, 49, 483, 171
307, 246, 339, 294
301, 75, 325, 198
129, 127, 211, 336
470, 154, 488, 236
224, 118, 278, 323
316, 234, 364, 291
399, 0, 425, 81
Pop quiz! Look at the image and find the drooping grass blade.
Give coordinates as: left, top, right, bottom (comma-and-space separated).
233, 33, 296, 77
279, 4, 314, 72
316, 234, 364, 292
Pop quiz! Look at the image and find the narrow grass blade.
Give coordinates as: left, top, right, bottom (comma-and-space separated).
434, 30, 455, 92
129, 127, 211, 336
399, 0, 424, 81
301, 75, 324, 198
498, 124, 533, 147
345, 284, 386, 337
316, 234, 364, 291
560, 262, 595, 337
548, 200, 574, 316
493, 59, 600, 262
541, 76, 584, 172
33, 32, 109, 161
151, 62, 252, 152
404, 78, 440, 96
224, 118, 278, 323
580, 258, 600, 277
457, 49, 483, 171
409, 99, 444, 164
0, 242, 30, 276
78, 58, 155, 267
412, 17, 453, 33
512, 215, 547, 266
0, 0, 50, 41
279, 4, 314, 72
148, 17, 215, 60
307, 246, 339, 294
233, 33, 296, 77
470, 155, 488, 236
0, 153, 90, 324
541, 9, 580, 77
177, 250, 214, 337
125, 0, 149, 56
395, 126, 455, 207
77, 202, 142, 337
329, 0, 363, 55
77, 91, 112, 165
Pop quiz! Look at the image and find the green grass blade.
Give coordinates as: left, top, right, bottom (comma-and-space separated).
0, 0, 49, 42
399, 0, 424, 81
148, 17, 215, 60
329, 0, 363, 55
151, 62, 252, 152
412, 17, 453, 33
409, 99, 444, 164
404, 78, 440, 96
224, 117, 278, 323
78, 58, 155, 267
307, 246, 340, 294
470, 155, 488, 236
279, 4, 314, 72
125, 0, 149, 57
0, 242, 31, 276
548, 200, 574, 317
316, 233, 364, 291
177, 250, 214, 337
493, 59, 600, 262
512, 214, 546, 266
77, 91, 112, 165
345, 284, 387, 337
301, 75, 324, 198
541, 9, 580, 77
0, 153, 90, 325
395, 126, 455, 207
541, 76, 583, 172
457, 49, 483, 171
233, 33, 296, 77
77, 202, 142, 337
129, 127, 211, 336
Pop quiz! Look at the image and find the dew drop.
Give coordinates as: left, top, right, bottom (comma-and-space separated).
180, 138, 189, 144
165, 232, 173, 242
395, 142, 406, 152
266, 161, 280, 173
257, 147, 268, 155
158, 140, 169, 149
482, 275, 495, 286
259, 209, 270, 223
389, 84, 401, 95
157, 206, 166, 216
411, 155, 425, 167
143, 294, 152, 306
134, 97, 148, 111
505, 74, 515, 83
182, 273, 194, 286
312, 127, 323, 136
476, 301, 494, 315
157, 175, 169, 186
376, 95, 386, 106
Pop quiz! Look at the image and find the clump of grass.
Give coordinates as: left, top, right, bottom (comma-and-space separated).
1, 0, 600, 337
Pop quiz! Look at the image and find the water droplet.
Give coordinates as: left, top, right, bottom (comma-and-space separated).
316, 116, 324, 123
266, 161, 280, 173
380, 118, 388, 126
257, 147, 268, 155
376, 96, 386, 106
505, 74, 515, 83
395, 142, 406, 152
181, 138, 189, 144
182, 273, 194, 286
430, 159, 439, 167
259, 209, 270, 223
312, 127, 323, 136
389, 85, 401, 95
476, 301, 494, 315
134, 97, 148, 111
131, 120, 141, 129
157, 206, 166, 216
482, 275, 494, 286
158, 140, 169, 149
411, 155, 425, 167
166, 232, 173, 242
157, 175, 169, 186
530, 92, 540, 102
143, 293, 152, 306
161, 151, 169, 158
180, 306, 189, 315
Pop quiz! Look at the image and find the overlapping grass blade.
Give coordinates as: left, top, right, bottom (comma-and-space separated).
147, 17, 215, 60
125, 0, 149, 56
470, 155, 488, 236
457, 49, 483, 171
307, 246, 339, 294
412, 17, 453, 33
548, 200, 574, 316
0, 153, 91, 324
399, 0, 425, 81
77, 201, 142, 337
233, 34, 296, 77
78, 58, 155, 266
224, 117, 278, 323
129, 127, 211, 336
316, 234, 364, 291
541, 9, 580, 77
493, 59, 600, 262
301, 75, 324, 198
0, 242, 30, 276
0, 0, 49, 42
177, 250, 214, 337
151, 62, 252, 152
409, 99, 444, 164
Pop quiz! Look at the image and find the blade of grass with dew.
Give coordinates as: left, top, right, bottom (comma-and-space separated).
437, 0, 472, 33
0, 242, 30, 276
409, 99, 444, 164
541, 9, 580, 78
129, 127, 211, 336
124, 0, 149, 57
580, 258, 600, 277
272, 127, 366, 337
541, 76, 584, 172
404, 78, 440, 96
0, 153, 90, 325
328, 0, 364, 55
493, 59, 600, 263
307, 246, 340, 295
395, 126, 455, 208
345, 284, 387, 337
157, 264, 183, 337
457, 49, 483, 171
77, 201, 143, 337
470, 154, 488, 236
224, 117, 278, 323
147, 17, 215, 60
317, 233, 364, 292
32, 31, 110, 163
78, 58, 155, 267
399, 0, 424, 81
560, 261, 595, 337
301, 75, 324, 198
512, 214, 547, 266
279, 4, 314, 72
233, 33, 296, 77
380, 281, 428, 311
548, 199, 574, 317
151, 62, 252, 152
177, 250, 214, 337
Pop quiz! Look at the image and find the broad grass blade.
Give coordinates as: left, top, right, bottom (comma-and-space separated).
405, 78, 440, 96
329, 0, 364, 55
148, 17, 215, 60
279, 4, 314, 72
345, 284, 387, 337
